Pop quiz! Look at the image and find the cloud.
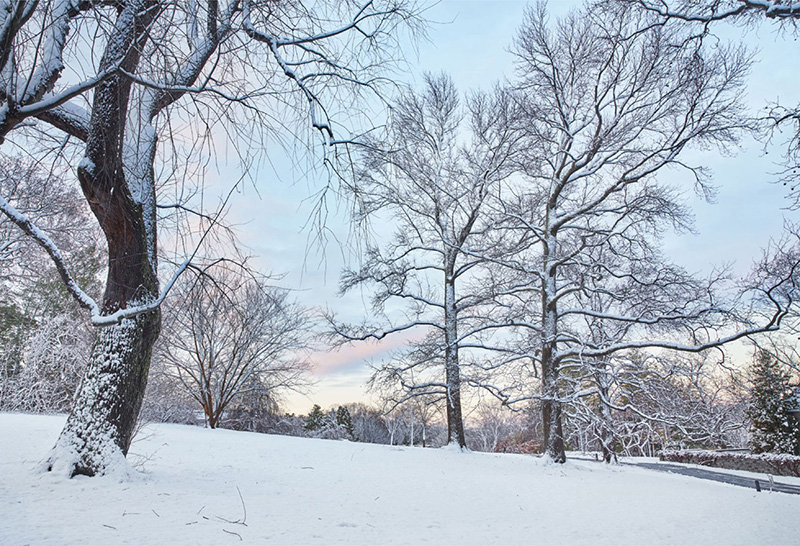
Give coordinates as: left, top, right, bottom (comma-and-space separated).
309, 327, 428, 376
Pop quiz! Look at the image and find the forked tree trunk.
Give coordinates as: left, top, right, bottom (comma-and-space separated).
43, 182, 161, 474
45, 177, 161, 477
42, 0, 161, 477
43, 181, 161, 476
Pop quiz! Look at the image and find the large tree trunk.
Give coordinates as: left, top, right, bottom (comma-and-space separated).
45, 310, 160, 476
541, 235, 566, 463
42, 0, 161, 477
43, 175, 161, 476
45, 173, 161, 477
541, 343, 566, 463
444, 276, 467, 448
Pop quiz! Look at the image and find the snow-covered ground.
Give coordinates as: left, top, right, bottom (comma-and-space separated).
2, 414, 799, 545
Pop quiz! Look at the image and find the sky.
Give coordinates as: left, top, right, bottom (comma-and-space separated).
220, 1, 800, 414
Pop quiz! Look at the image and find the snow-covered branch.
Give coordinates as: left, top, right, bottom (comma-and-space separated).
632, 0, 800, 22
0, 192, 99, 314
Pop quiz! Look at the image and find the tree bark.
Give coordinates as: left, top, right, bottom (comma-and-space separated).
44, 310, 159, 476
541, 343, 566, 463
444, 276, 467, 448
45, 167, 161, 476
541, 226, 566, 463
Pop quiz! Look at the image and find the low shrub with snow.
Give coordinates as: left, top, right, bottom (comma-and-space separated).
660, 449, 800, 477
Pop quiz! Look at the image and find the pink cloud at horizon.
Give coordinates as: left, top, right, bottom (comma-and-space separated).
309, 327, 428, 376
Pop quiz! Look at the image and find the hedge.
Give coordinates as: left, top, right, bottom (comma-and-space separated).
659, 449, 800, 477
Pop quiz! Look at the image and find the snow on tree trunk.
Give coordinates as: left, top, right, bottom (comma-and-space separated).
541, 343, 565, 463
44, 167, 160, 476
599, 402, 615, 463
540, 210, 566, 463
444, 275, 467, 448
43, 310, 159, 477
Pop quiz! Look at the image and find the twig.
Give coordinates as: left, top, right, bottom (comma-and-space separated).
223, 529, 243, 541
215, 487, 248, 525
235, 486, 247, 525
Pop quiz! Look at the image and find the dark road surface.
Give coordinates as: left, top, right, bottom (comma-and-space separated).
631, 462, 800, 495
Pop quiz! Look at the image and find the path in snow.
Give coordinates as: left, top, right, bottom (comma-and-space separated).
631, 462, 800, 495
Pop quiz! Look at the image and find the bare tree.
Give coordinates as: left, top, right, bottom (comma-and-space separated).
484, 2, 795, 463
1, 313, 93, 412
341, 402, 392, 444
138, 360, 199, 425
0, 158, 98, 288
333, 73, 522, 447
466, 403, 526, 453
564, 351, 748, 458
0, 0, 420, 476
157, 266, 311, 430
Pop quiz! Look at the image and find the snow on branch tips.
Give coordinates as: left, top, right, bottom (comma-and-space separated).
630, 0, 800, 23
241, 0, 421, 150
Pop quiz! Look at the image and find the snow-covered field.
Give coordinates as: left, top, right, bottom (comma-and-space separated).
2, 414, 799, 545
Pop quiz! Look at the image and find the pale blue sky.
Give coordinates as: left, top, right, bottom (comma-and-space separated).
221, 1, 799, 413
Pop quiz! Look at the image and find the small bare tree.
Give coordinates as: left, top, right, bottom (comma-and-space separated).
157, 266, 311, 430
467, 403, 526, 453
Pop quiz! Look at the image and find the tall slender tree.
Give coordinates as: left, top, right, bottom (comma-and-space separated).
334, 74, 522, 447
